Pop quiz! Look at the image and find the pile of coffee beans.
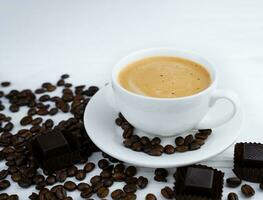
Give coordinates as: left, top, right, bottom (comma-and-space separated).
115, 113, 212, 156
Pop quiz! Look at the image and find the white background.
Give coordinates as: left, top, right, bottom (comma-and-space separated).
1, 0, 263, 199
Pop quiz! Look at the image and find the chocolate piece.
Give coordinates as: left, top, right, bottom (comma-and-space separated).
234, 142, 263, 182
175, 165, 224, 200
29, 130, 81, 173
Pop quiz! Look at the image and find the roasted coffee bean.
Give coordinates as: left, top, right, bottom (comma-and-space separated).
123, 193, 136, 200
18, 179, 32, 188
175, 136, 184, 146
56, 170, 67, 182
46, 175, 57, 185
155, 168, 168, 177
115, 118, 123, 126
29, 192, 39, 200
151, 137, 161, 145
131, 141, 143, 151
175, 145, 188, 152
90, 175, 101, 185
35, 88, 46, 94
83, 86, 99, 96
164, 144, 175, 154
140, 136, 150, 145
100, 170, 112, 179
123, 129, 133, 139
0, 170, 8, 180
189, 142, 201, 150
39, 94, 50, 102
113, 172, 125, 182
97, 187, 109, 198
27, 108, 37, 116
57, 79, 65, 86
50, 185, 63, 193
77, 182, 91, 191
161, 186, 174, 199
123, 184, 137, 193
194, 138, 205, 146
241, 184, 255, 197
46, 84, 56, 92
125, 177, 137, 184
111, 189, 125, 200
98, 159, 109, 169
4, 122, 13, 131
226, 177, 242, 188
228, 192, 239, 200
80, 187, 93, 198
55, 187, 67, 199
64, 181, 76, 191
154, 175, 167, 182
49, 107, 58, 115
0, 193, 8, 199
184, 134, 194, 145
31, 117, 43, 126
114, 163, 125, 173
33, 175, 45, 184
125, 166, 137, 177
44, 119, 53, 128
84, 162, 95, 173
195, 132, 209, 140
35, 181, 46, 190
0, 180, 10, 190
9, 104, 19, 112
75, 169, 86, 181
123, 139, 133, 148
11, 172, 22, 182
8, 195, 19, 200
103, 178, 113, 187
37, 108, 48, 115
145, 193, 157, 200
1, 82, 10, 87
67, 166, 77, 177
148, 147, 163, 156
137, 176, 148, 189
61, 74, 70, 79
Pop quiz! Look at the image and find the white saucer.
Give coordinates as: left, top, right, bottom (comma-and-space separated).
84, 85, 243, 168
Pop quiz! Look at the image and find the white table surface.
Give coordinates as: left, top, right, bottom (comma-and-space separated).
1, 0, 263, 199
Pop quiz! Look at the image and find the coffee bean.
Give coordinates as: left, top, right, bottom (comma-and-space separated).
35, 88, 46, 94
161, 186, 174, 199
123, 128, 133, 139
29, 193, 39, 200
226, 177, 242, 188
98, 159, 109, 169
175, 136, 184, 146
115, 118, 123, 126
84, 162, 95, 173
18, 179, 32, 188
140, 136, 151, 145
145, 193, 157, 200
75, 169, 86, 181
125, 177, 137, 184
151, 137, 161, 145
123, 139, 133, 148
123, 184, 137, 193
67, 166, 77, 177
137, 176, 148, 189
195, 132, 209, 140
33, 175, 45, 184
49, 108, 58, 115
61, 74, 70, 79
90, 175, 101, 185
46, 84, 56, 92
64, 181, 76, 191
77, 182, 91, 191
103, 178, 113, 187
164, 144, 175, 154
194, 138, 205, 146
100, 170, 112, 179
1, 82, 10, 87
241, 184, 255, 197
131, 141, 143, 151
114, 163, 125, 173
55, 187, 67, 199
184, 134, 194, 145
0, 170, 8, 180
11, 172, 22, 182
155, 168, 168, 177
97, 187, 109, 198
57, 79, 65, 86
0, 193, 8, 200
228, 192, 239, 200
20, 116, 33, 126
125, 166, 137, 177
175, 145, 188, 152
44, 119, 53, 128
31, 117, 43, 126
8, 195, 19, 200
189, 142, 201, 150
111, 189, 125, 200
0, 180, 10, 190
198, 129, 212, 135
9, 104, 19, 112
39, 94, 50, 102
113, 172, 125, 182
148, 147, 163, 156
123, 193, 136, 200
56, 170, 67, 182
154, 175, 167, 182
80, 187, 93, 198
4, 122, 13, 131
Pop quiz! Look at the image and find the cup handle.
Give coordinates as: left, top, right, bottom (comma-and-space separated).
195, 89, 240, 129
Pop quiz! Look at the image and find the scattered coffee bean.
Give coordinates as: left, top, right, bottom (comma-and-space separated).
175, 136, 184, 146
164, 144, 175, 154
145, 193, 157, 200
64, 181, 76, 191
189, 142, 201, 150
123, 183, 137, 193
226, 177, 242, 188
61, 74, 70, 79
111, 189, 125, 200
175, 145, 189, 152
161, 186, 174, 199
75, 170, 86, 181
84, 162, 95, 173
80, 187, 93, 198
241, 184, 255, 197
77, 182, 91, 191
0, 170, 8, 180
137, 176, 148, 189
125, 166, 137, 177
151, 137, 161, 145
98, 159, 109, 169
1, 82, 10, 87
184, 134, 194, 145
228, 192, 239, 200
55, 187, 67, 199
97, 187, 109, 198
0, 180, 10, 190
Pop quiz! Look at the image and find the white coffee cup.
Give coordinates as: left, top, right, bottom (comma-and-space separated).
111, 48, 240, 136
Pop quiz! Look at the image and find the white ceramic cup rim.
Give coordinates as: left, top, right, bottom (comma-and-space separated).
112, 48, 217, 101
